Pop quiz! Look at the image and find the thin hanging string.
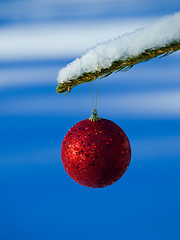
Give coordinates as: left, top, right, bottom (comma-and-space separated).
90, 67, 100, 110
90, 78, 100, 110
95, 77, 100, 110
90, 81, 95, 110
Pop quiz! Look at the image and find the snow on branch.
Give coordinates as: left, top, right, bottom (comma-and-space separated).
57, 12, 180, 94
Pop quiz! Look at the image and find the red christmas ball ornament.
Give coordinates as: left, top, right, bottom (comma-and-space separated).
61, 110, 131, 188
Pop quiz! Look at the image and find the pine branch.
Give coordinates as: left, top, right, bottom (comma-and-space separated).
56, 41, 180, 94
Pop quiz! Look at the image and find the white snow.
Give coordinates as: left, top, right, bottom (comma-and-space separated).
57, 12, 180, 84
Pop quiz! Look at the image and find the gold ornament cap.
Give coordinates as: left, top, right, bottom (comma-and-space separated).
89, 109, 100, 121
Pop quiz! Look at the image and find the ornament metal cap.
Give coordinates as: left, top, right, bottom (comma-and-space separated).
89, 109, 100, 121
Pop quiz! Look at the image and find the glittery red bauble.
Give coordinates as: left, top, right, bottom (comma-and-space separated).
61, 118, 131, 188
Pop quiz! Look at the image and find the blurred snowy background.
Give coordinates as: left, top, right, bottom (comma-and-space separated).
0, 1, 180, 240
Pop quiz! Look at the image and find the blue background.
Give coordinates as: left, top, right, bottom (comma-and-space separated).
0, 1, 180, 239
